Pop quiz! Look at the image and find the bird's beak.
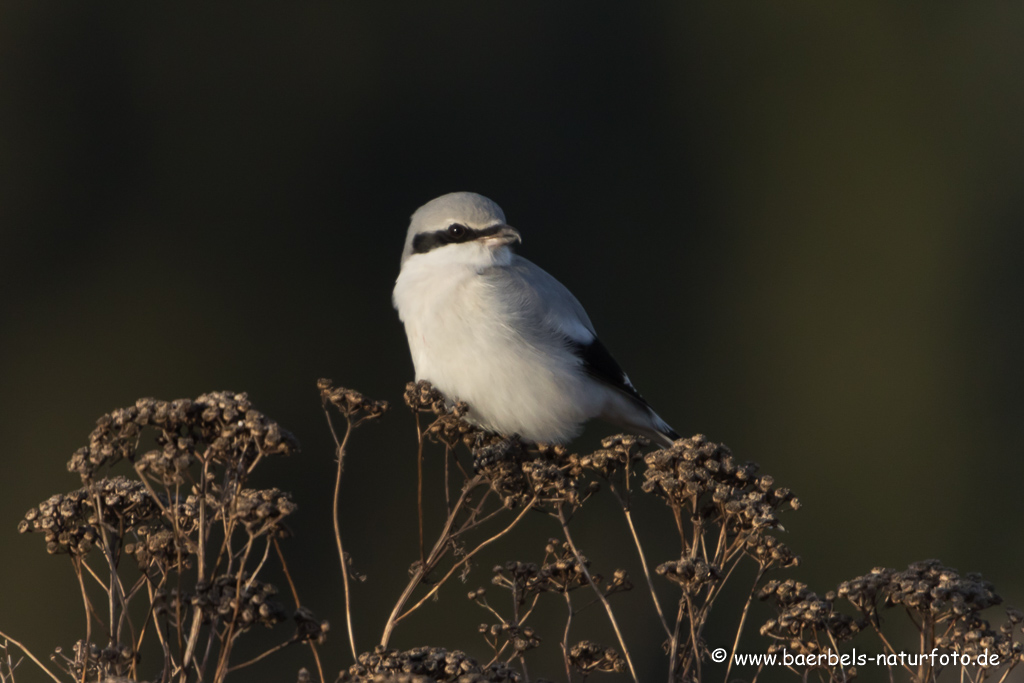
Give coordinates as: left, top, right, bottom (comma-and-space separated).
484, 224, 522, 248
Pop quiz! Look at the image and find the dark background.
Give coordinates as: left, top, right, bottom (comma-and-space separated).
1, 3, 1022, 682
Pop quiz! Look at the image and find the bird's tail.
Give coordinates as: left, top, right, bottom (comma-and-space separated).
620, 406, 679, 448
647, 411, 680, 448
602, 394, 680, 448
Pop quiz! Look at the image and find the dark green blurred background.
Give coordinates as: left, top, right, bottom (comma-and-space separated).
2, 3, 1022, 682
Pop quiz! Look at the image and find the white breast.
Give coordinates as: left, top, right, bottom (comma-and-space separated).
393, 253, 605, 443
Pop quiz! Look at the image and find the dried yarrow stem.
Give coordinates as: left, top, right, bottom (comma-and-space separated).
834, 561, 1023, 681
14, 379, 1019, 683
376, 386, 810, 683
469, 538, 631, 680
67, 391, 299, 483
380, 382, 592, 652
758, 578, 863, 683
635, 435, 802, 682
753, 562, 1023, 683
568, 640, 627, 675
319, 379, 390, 664
319, 379, 389, 425
16, 391, 324, 683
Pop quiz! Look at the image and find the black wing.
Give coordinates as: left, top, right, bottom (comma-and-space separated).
568, 336, 650, 407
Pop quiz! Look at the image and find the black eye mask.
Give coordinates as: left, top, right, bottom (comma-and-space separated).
411, 224, 507, 255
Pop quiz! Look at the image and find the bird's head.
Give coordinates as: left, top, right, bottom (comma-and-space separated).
400, 192, 522, 268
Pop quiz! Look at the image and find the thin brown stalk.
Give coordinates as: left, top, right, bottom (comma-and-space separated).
870, 622, 915, 681
667, 597, 684, 681
995, 663, 1016, 683
244, 537, 273, 591
621, 507, 671, 639
380, 476, 484, 645
702, 551, 745, 608
415, 410, 426, 565
444, 440, 452, 512
225, 639, 292, 672
212, 536, 259, 680
321, 403, 359, 663
71, 559, 95, 647
78, 557, 107, 591
518, 592, 542, 624
145, 577, 177, 679
561, 592, 574, 682
484, 641, 512, 667
270, 539, 327, 683
684, 594, 702, 682
443, 487, 501, 544
0, 630, 63, 683
394, 496, 538, 625
825, 631, 849, 683
723, 568, 765, 683
556, 505, 638, 683
308, 642, 326, 683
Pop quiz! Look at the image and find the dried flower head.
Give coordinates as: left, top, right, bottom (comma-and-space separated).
338, 645, 521, 682
51, 639, 137, 682
67, 392, 299, 483
745, 534, 800, 570
471, 438, 583, 508
293, 606, 330, 645
490, 542, 598, 600
319, 378, 389, 423
155, 574, 288, 630
759, 579, 863, 656
568, 641, 626, 674
886, 560, 1002, 616
478, 623, 541, 654
19, 477, 161, 555
656, 557, 721, 595
403, 380, 451, 415
642, 435, 799, 536
234, 487, 297, 537
578, 434, 650, 478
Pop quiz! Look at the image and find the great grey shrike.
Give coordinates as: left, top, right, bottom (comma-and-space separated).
392, 192, 680, 446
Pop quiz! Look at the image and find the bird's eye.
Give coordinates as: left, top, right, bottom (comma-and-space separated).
447, 223, 467, 239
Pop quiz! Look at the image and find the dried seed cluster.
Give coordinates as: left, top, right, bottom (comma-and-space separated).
127, 526, 194, 571
338, 646, 521, 683
839, 560, 1023, 666
402, 380, 479, 449
568, 641, 626, 674
53, 640, 137, 682
577, 434, 649, 478
745, 534, 799, 570
234, 487, 297, 536
67, 392, 299, 482
293, 606, 331, 645
18, 476, 160, 555
886, 560, 999, 615
489, 542, 595, 599
477, 623, 541, 654
759, 579, 863, 655
320, 378, 389, 422
471, 438, 587, 508
154, 575, 287, 629
19, 390, 324, 682
403, 380, 452, 416
642, 435, 799, 534
655, 558, 722, 595
470, 540, 630, 670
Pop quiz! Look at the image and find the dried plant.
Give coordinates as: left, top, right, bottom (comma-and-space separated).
4, 392, 326, 683
5, 381, 1021, 683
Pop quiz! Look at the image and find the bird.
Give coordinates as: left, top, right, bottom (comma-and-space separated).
392, 191, 680, 447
